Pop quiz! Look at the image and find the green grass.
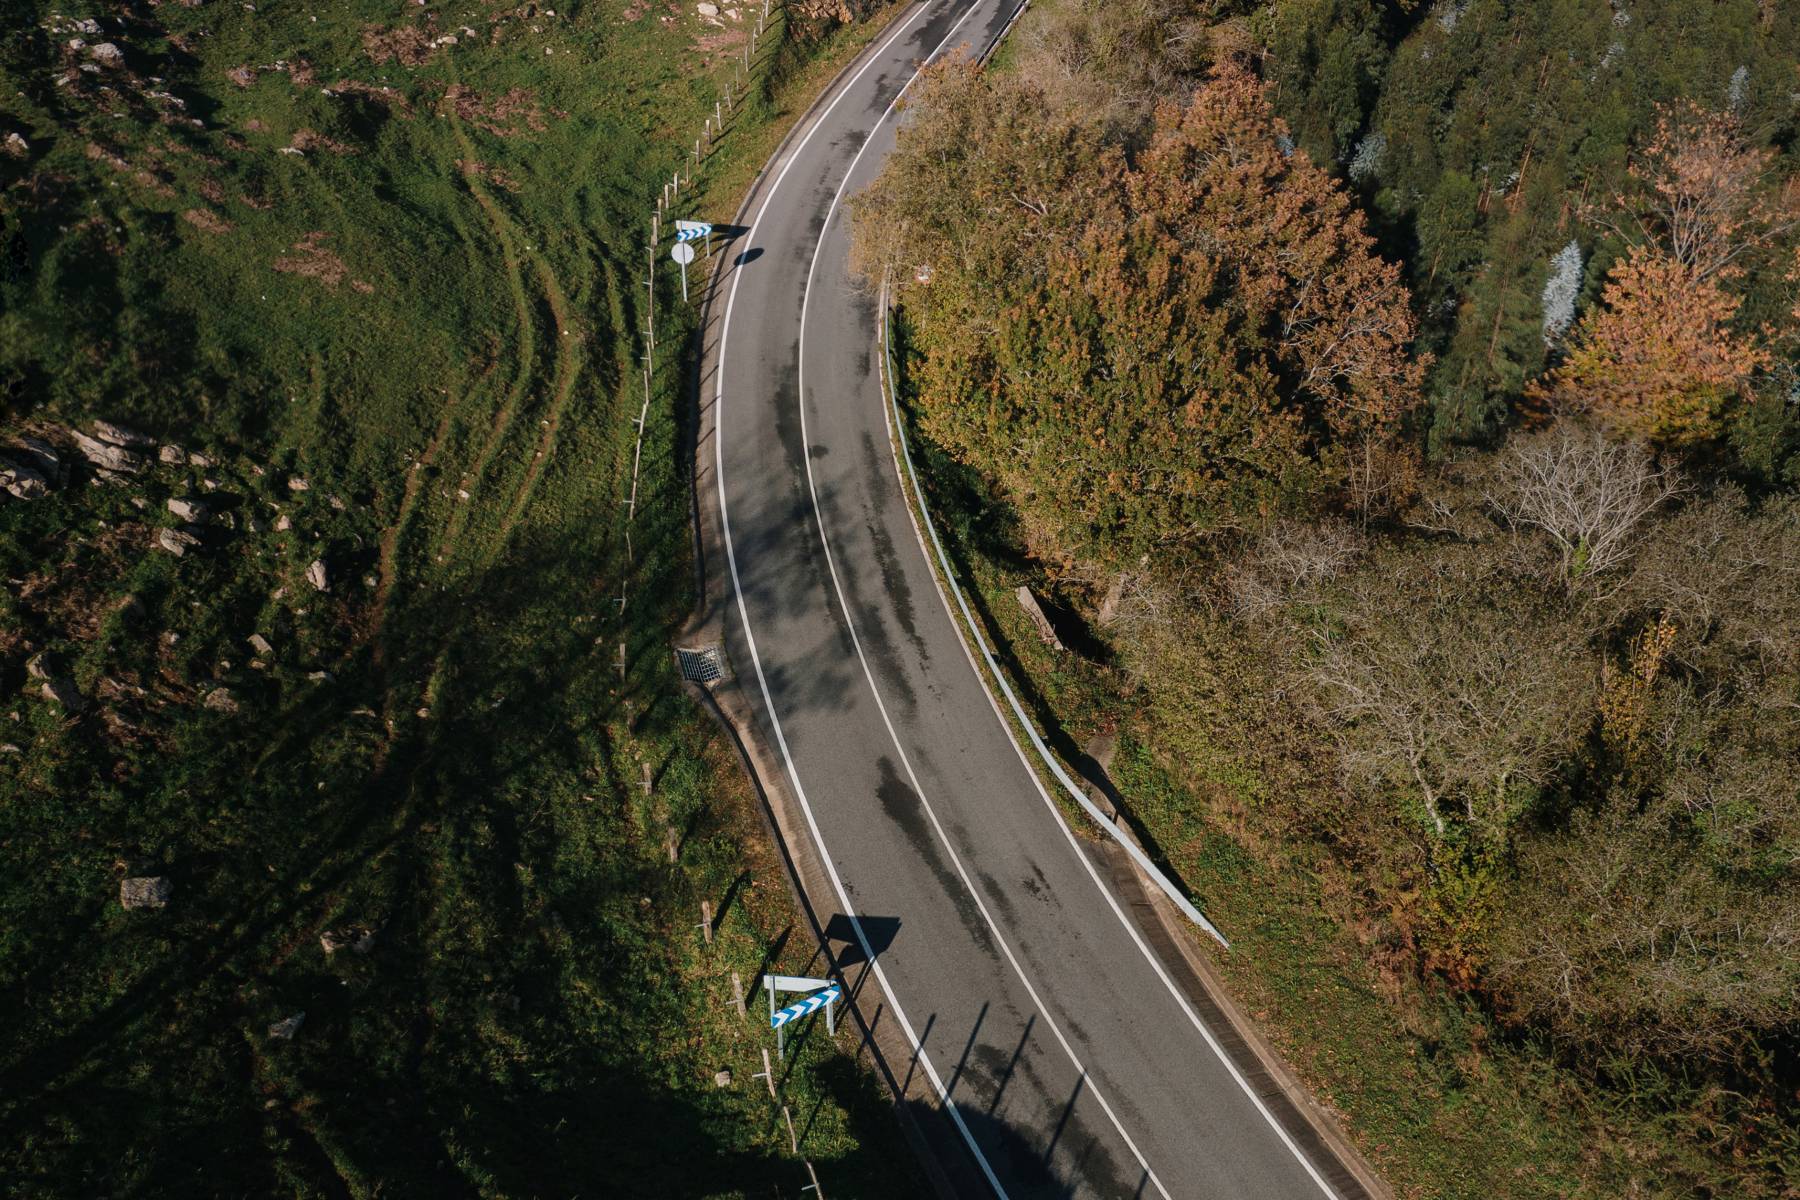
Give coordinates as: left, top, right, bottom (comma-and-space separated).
0, 1, 921, 1195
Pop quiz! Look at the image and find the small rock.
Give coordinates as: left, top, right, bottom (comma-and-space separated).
200, 473, 223, 491
697, 1, 719, 13
244, 513, 266, 533
306, 670, 331, 682
306, 559, 330, 592
70, 430, 144, 474
247, 633, 274, 657
166, 496, 210, 523
188, 450, 215, 469
274, 514, 292, 532
91, 419, 153, 448
159, 444, 188, 465
157, 527, 201, 556
328, 494, 345, 511
120, 876, 173, 909
1, 133, 25, 159
268, 1012, 305, 1040
89, 42, 125, 67
713, 1068, 733, 1088
286, 475, 310, 493
319, 929, 350, 954
40, 676, 84, 710
25, 651, 55, 681
203, 687, 239, 714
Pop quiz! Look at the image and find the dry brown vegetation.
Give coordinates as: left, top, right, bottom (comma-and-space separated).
270, 231, 363, 291
180, 207, 231, 234
438, 84, 550, 137
360, 22, 440, 69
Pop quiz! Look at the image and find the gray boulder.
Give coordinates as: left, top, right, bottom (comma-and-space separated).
158, 444, 188, 465
268, 1012, 305, 1040
306, 559, 330, 592
166, 496, 210, 523
203, 687, 239, 714
156, 527, 201, 556
247, 633, 274, 657
120, 876, 173, 909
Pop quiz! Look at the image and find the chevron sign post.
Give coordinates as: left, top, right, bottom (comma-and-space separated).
772, 985, 839, 1029
763, 974, 839, 1058
674, 220, 713, 261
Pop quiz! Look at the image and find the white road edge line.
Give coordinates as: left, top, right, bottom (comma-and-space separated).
876, 300, 1345, 1200
712, 3, 1009, 1196
792, 10, 1179, 1200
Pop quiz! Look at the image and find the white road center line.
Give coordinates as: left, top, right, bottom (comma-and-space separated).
714, 3, 1009, 1196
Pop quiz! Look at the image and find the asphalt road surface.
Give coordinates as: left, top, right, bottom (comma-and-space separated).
707, 3, 1360, 1195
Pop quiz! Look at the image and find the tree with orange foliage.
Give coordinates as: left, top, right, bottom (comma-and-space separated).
854, 61, 1425, 559
1128, 62, 1426, 443
1534, 247, 1768, 445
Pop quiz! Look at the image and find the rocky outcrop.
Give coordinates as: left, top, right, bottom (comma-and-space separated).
0, 458, 51, 499
11, 436, 66, 485
91, 419, 153, 449
71, 429, 145, 474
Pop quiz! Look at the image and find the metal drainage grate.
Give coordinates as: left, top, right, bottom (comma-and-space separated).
676, 644, 725, 685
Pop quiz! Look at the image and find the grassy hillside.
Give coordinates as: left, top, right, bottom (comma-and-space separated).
0, 1, 918, 1195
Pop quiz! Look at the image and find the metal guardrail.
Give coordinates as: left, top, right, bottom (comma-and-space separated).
878, 290, 1231, 948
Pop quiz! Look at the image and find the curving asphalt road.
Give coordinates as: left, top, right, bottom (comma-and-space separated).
700, 3, 1368, 1195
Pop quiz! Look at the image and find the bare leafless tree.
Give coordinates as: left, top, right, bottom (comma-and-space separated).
1302, 549, 1594, 843
1482, 421, 1685, 584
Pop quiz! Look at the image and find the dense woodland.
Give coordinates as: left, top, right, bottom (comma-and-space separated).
858, 0, 1799, 1191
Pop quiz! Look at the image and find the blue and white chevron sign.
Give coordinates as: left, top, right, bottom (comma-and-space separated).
770, 985, 840, 1029
674, 221, 712, 242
